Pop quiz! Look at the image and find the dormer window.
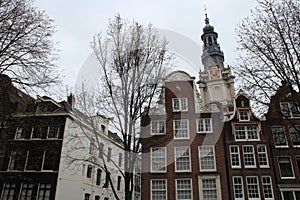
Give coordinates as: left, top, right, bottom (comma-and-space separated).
172, 98, 188, 112
280, 102, 300, 118
239, 110, 250, 121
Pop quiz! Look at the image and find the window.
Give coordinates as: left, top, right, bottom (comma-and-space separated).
271, 126, 288, 147
117, 176, 121, 191
196, 118, 212, 133
176, 179, 192, 200
8, 150, 27, 171
281, 191, 300, 200
172, 98, 188, 112
151, 147, 166, 172
84, 193, 90, 200
15, 127, 31, 139
246, 177, 260, 200
86, 165, 92, 178
37, 183, 51, 200
296, 157, 300, 176
233, 177, 244, 200
173, 119, 189, 139
289, 126, 300, 146
199, 176, 221, 200
278, 157, 294, 178
89, 138, 96, 155
1, 183, 16, 200
261, 176, 273, 199
280, 102, 300, 118
199, 145, 216, 171
151, 179, 167, 200
26, 149, 43, 171
107, 147, 112, 162
243, 146, 256, 168
257, 145, 269, 168
32, 127, 48, 139
234, 125, 259, 141
151, 121, 166, 135
43, 150, 59, 171
230, 146, 241, 168
95, 196, 100, 200
20, 183, 35, 200
98, 143, 104, 158
104, 172, 109, 188
118, 153, 123, 167
96, 169, 102, 186
175, 147, 190, 172
48, 126, 61, 138
239, 110, 250, 121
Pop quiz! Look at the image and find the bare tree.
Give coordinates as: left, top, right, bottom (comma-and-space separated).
0, 0, 59, 92
90, 15, 171, 200
233, 0, 300, 114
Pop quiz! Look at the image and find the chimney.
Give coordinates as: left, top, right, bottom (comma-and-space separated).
67, 93, 75, 108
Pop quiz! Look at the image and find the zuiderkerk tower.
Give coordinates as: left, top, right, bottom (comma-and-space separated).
198, 14, 235, 118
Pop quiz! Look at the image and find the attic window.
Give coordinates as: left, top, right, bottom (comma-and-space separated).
239, 111, 250, 121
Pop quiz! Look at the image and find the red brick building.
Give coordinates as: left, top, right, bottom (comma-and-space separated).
141, 70, 229, 200
265, 84, 300, 199
223, 92, 277, 200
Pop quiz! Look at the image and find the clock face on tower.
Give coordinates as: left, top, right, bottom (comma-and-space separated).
210, 65, 221, 79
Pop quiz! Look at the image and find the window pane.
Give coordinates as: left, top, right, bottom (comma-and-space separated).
174, 120, 189, 138
202, 179, 217, 200
289, 126, 300, 146
230, 146, 240, 168
8, 150, 27, 171
151, 147, 166, 172
257, 145, 269, 167
20, 183, 35, 200
199, 146, 215, 171
151, 180, 166, 200
261, 176, 273, 199
176, 179, 192, 200
278, 157, 294, 178
272, 126, 287, 146
38, 183, 51, 200
243, 146, 256, 167
151, 121, 165, 135
233, 177, 243, 199
1, 183, 16, 200
175, 147, 190, 171
26, 149, 43, 171
246, 177, 260, 199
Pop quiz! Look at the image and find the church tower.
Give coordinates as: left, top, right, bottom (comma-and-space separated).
198, 14, 235, 117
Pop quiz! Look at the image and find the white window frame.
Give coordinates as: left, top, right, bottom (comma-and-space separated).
278, 156, 295, 179
196, 118, 213, 133
172, 98, 188, 112
198, 175, 221, 200
289, 125, 300, 147
280, 102, 300, 118
257, 145, 269, 168
230, 145, 241, 168
173, 119, 189, 139
261, 176, 274, 200
232, 176, 244, 200
19, 183, 35, 200
234, 125, 260, 141
151, 120, 166, 135
280, 190, 300, 200
246, 176, 260, 200
151, 179, 167, 200
175, 179, 193, 200
174, 146, 191, 172
199, 145, 216, 171
243, 145, 256, 168
150, 147, 166, 173
271, 126, 288, 148
37, 183, 51, 200
239, 110, 250, 121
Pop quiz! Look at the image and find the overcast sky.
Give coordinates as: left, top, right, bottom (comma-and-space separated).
35, 0, 257, 88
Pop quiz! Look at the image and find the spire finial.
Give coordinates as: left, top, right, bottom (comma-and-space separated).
204, 5, 209, 25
